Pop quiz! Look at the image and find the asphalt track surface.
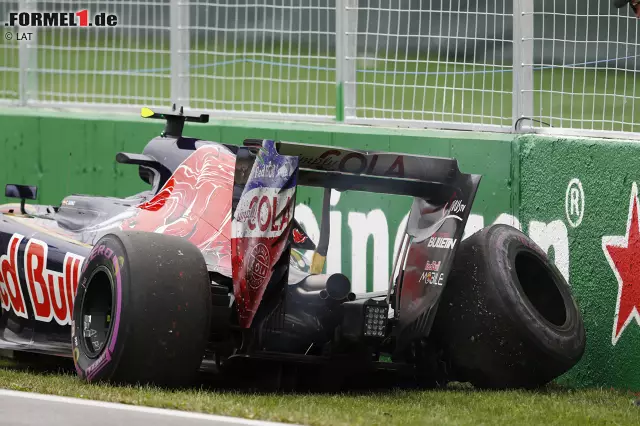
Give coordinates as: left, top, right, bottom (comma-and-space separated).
0, 389, 296, 426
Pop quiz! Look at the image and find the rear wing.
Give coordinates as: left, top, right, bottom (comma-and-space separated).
241, 139, 464, 203
230, 139, 482, 334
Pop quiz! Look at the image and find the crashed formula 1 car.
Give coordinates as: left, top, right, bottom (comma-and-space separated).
0, 106, 585, 389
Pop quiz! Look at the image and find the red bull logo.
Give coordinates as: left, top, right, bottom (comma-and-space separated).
0, 234, 85, 324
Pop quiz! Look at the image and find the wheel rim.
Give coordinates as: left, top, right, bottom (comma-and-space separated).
80, 265, 115, 358
514, 251, 567, 327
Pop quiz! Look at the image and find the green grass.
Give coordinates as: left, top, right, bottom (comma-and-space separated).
1, 358, 639, 425
2, 32, 639, 132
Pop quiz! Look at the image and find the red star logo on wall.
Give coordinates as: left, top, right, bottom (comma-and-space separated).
602, 182, 640, 345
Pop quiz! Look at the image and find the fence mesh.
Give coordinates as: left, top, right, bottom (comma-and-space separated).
353, 1, 512, 128
0, 1, 20, 102
187, 0, 336, 118
530, 1, 640, 133
0, 1, 639, 136
31, 0, 171, 107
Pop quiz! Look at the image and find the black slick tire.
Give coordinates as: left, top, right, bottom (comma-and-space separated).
432, 224, 585, 389
72, 231, 211, 386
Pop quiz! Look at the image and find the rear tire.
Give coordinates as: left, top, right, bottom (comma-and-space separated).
432, 224, 585, 389
72, 231, 211, 386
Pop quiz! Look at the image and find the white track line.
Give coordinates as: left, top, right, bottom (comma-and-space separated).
0, 389, 297, 426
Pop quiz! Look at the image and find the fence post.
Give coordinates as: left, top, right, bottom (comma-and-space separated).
335, 0, 358, 122
18, 0, 38, 106
512, 0, 534, 131
170, 0, 190, 107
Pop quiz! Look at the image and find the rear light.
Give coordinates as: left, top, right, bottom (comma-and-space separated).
364, 304, 389, 337
341, 298, 390, 342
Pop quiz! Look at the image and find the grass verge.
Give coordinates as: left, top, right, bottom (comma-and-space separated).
1, 358, 639, 426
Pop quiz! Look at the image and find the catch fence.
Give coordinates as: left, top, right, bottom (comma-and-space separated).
0, 0, 638, 137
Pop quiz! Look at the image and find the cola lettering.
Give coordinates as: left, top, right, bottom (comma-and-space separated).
270, 196, 279, 232
383, 156, 405, 178
298, 150, 405, 177
339, 153, 368, 174
238, 195, 292, 233
258, 196, 272, 232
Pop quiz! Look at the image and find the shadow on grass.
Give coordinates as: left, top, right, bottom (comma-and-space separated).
0, 352, 73, 373
191, 361, 583, 398
3, 353, 632, 402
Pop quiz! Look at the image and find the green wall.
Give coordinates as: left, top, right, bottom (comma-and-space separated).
1, 108, 639, 390
516, 134, 640, 390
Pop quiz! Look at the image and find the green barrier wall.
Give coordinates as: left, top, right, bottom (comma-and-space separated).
1, 109, 638, 390
516, 134, 640, 390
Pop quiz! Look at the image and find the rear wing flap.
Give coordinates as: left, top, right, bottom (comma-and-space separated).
241, 139, 473, 202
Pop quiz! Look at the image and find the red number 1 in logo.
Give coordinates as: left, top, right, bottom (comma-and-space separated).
76, 9, 89, 27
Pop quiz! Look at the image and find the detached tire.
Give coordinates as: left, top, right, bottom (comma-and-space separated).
72, 231, 211, 386
432, 224, 585, 389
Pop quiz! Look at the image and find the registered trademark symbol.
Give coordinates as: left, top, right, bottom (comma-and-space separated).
565, 178, 585, 228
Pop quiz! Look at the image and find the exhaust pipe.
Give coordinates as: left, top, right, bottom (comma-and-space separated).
295, 273, 355, 302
